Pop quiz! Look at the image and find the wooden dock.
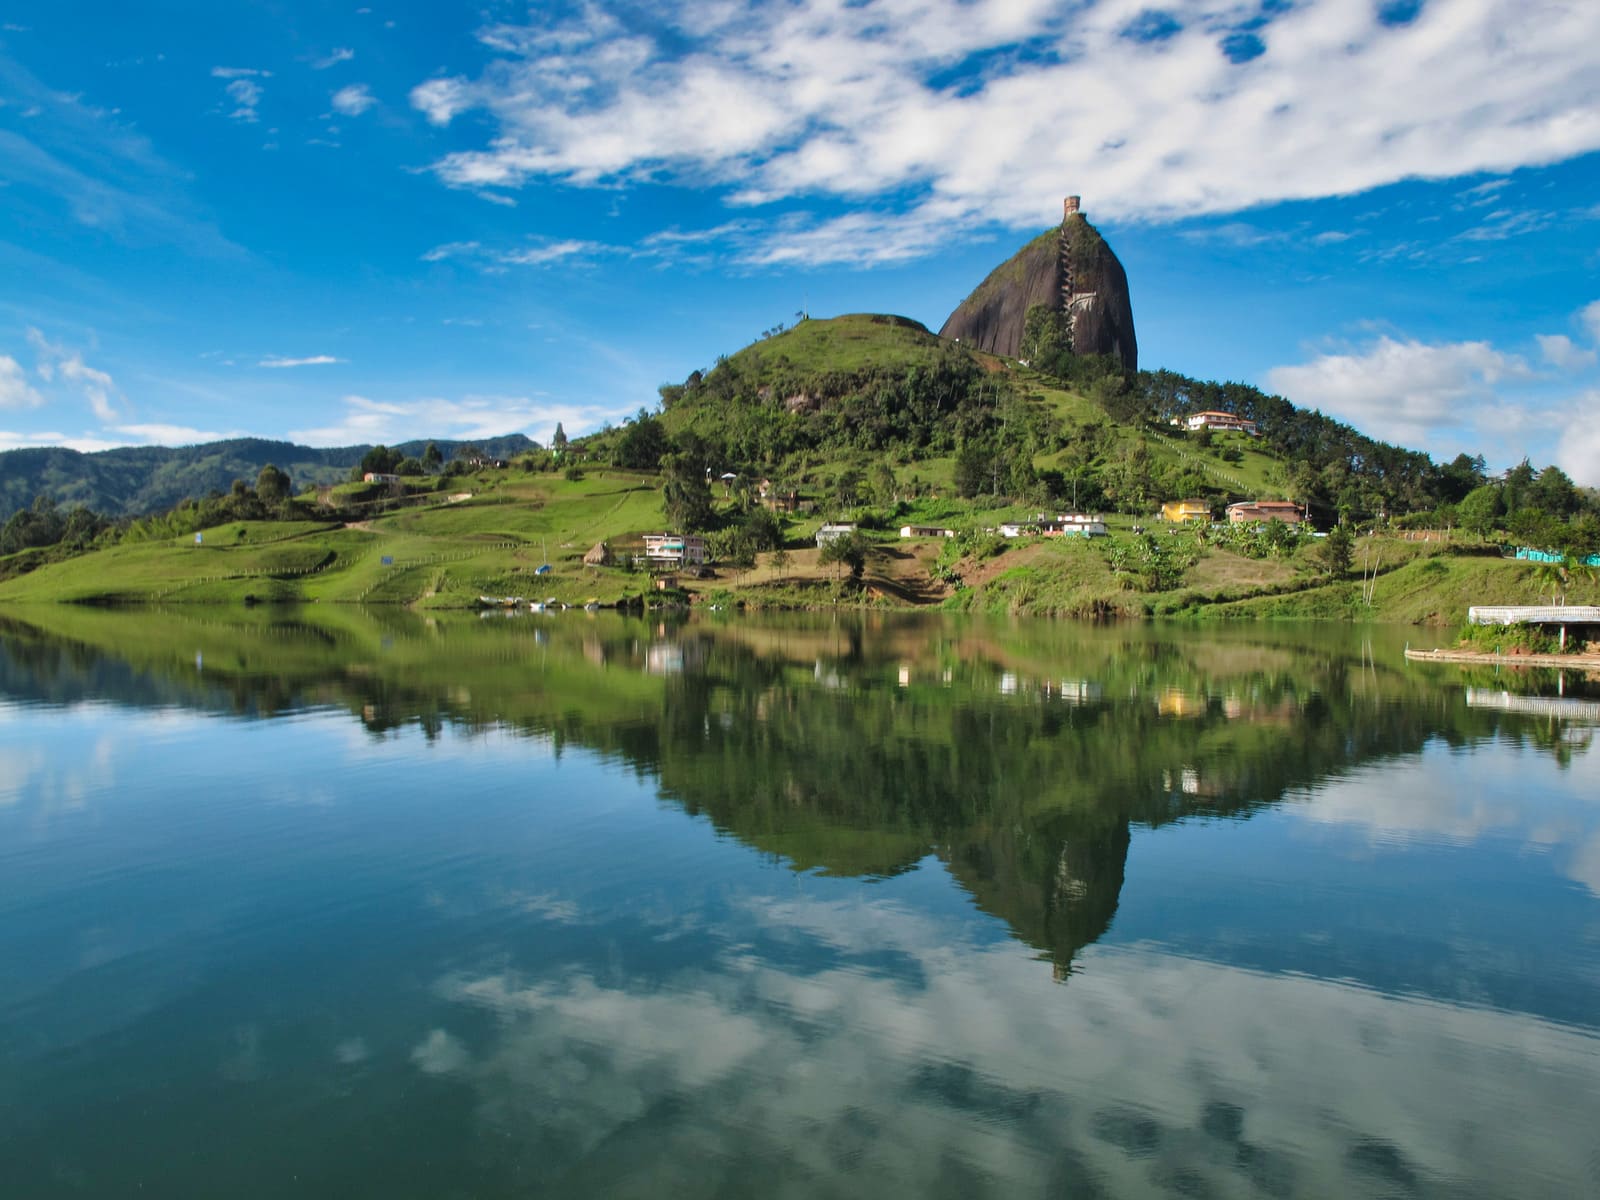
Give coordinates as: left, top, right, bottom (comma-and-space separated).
1405, 647, 1600, 672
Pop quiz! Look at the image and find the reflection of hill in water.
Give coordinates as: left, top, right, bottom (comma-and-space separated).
2, 607, 1592, 974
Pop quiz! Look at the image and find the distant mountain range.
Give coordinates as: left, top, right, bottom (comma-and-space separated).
0, 435, 538, 520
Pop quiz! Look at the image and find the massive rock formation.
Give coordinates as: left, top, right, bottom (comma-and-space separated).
939, 197, 1137, 372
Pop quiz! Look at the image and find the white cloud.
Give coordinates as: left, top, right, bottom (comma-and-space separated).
410, 77, 470, 126
27, 327, 121, 421
110, 423, 227, 445
330, 84, 376, 117
257, 354, 345, 368
407, 0, 1600, 264
421, 238, 613, 269
1265, 336, 1530, 449
1455, 207, 1557, 242
223, 78, 263, 122
1265, 308, 1600, 485
60, 361, 119, 421
287, 393, 617, 448
420, 240, 479, 262
0, 354, 44, 409
314, 48, 355, 70
1554, 391, 1600, 487
1536, 333, 1597, 371
1581, 300, 1600, 343
0, 430, 128, 453
211, 67, 270, 124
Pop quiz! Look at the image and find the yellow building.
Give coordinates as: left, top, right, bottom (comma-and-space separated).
1161, 499, 1211, 523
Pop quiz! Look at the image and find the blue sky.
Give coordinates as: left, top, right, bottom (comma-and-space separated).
2, 0, 1598, 482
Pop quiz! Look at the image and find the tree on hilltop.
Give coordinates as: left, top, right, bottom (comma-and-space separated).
256, 463, 291, 505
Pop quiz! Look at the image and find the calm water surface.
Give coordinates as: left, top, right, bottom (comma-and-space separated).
1, 608, 1597, 1198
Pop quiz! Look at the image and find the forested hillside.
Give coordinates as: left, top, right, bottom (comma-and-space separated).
0, 435, 537, 520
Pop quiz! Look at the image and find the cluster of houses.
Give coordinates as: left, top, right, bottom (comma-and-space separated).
997, 513, 1110, 538
1161, 499, 1305, 526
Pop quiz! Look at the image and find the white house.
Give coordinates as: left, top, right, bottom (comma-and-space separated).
642, 533, 708, 566
1185, 410, 1259, 436
1044, 513, 1109, 537
816, 523, 857, 546
899, 524, 956, 538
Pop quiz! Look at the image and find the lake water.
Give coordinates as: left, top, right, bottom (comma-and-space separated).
2, 608, 1597, 1198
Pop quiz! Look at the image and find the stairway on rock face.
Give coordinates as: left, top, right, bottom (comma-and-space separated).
1059, 225, 1078, 341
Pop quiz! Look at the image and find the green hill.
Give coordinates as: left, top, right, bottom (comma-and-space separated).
2, 313, 1596, 625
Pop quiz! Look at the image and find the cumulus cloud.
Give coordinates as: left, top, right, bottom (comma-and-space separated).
287, 393, 619, 447
314, 48, 355, 70
408, 0, 1600, 263
1264, 336, 1530, 449
0, 354, 44, 409
410, 77, 470, 126
257, 354, 344, 368
1536, 334, 1597, 371
1582, 300, 1600, 343
1554, 390, 1600, 487
1265, 304, 1600, 485
330, 84, 376, 117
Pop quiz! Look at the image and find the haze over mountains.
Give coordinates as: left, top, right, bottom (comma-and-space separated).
0, 436, 536, 519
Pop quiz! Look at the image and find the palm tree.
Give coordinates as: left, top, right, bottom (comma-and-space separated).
1528, 555, 1597, 650
1526, 558, 1568, 606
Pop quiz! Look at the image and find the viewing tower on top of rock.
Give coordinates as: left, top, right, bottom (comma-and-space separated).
938, 194, 1137, 371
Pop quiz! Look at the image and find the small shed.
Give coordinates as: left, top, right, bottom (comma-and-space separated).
583, 541, 612, 567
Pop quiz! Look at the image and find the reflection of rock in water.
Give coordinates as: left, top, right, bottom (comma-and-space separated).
948, 820, 1131, 981
1046, 824, 1131, 980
